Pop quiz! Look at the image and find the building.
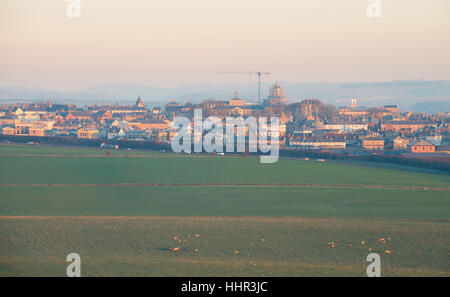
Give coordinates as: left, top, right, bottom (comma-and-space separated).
409, 139, 435, 153
338, 99, 369, 118
24, 105, 50, 116
289, 136, 346, 149
229, 105, 265, 117
94, 110, 113, 121
294, 99, 322, 122
15, 122, 33, 135
338, 107, 370, 118
29, 126, 46, 137
264, 81, 287, 105
135, 96, 145, 108
201, 99, 229, 117
77, 127, 99, 139
0, 116, 17, 126
383, 105, 399, 113
381, 120, 436, 133
128, 119, 170, 131
152, 107, 162, 114
109, 98, 147, 115
123, 112, 146, 121
393, 136, 410, 150
107, 127, 126, 139
65, 111, 92, 121
362, 137, 385, 150
164, 100, 182, 119
124, 129, 152, 141
13, 108, 24, 116
321, 122, 368, 132
1, 126, 15, 135
425, 135, 442, 145
228, 91, 245, 106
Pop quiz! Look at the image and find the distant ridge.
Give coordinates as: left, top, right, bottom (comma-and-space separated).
0, 80, 449, 112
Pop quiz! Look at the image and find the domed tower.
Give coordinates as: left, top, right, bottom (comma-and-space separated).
265, 81, 287, 105
229, 91, 245, 106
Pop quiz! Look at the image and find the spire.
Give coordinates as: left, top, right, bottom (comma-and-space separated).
136, 96, 144, 107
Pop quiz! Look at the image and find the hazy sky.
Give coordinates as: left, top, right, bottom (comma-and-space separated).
1, 0, 449, 91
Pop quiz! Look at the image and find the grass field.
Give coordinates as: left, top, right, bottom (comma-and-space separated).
1, 216, 448, 277
0, 143, 165, 156
1, 152, 449, 188
1, 186, 449, 219
0, 143, 449, 276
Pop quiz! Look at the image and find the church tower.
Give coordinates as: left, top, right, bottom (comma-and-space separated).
136, 96, 145, 108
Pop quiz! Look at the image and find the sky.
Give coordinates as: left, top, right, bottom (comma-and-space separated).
1, 0, 449, 91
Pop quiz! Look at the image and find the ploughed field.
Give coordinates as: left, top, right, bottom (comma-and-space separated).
0, 144, 449, 276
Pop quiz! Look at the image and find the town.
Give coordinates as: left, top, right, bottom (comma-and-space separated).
1, 81, 449, 162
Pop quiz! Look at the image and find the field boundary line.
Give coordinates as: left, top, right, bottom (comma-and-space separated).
0, 183, 449, 191
0, 216, 448, 224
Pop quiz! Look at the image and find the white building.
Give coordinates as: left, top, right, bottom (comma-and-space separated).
321, 122, 368, 132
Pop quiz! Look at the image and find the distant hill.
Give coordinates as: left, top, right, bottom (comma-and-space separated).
0, 80, 449, 112
411, 101, 450, 114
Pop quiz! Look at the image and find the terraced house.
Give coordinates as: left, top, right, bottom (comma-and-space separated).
289, 136, 346, 149
381, 120, 436, 133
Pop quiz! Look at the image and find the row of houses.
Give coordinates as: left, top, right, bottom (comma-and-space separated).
1, 83, 449, 156
287, 132, 446, 153
0, 97, 174, 142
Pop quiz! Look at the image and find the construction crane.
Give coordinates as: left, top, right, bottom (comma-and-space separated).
218, 71, 270, 103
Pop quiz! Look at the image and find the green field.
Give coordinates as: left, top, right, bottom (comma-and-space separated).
1, 153, 449, 187
1, 216, 448, 277
0, 143, 165, 156
0, 143, 449, 276
1, 186, 449, 219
